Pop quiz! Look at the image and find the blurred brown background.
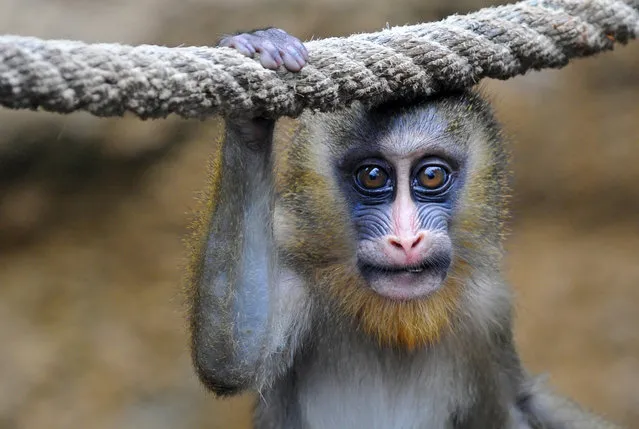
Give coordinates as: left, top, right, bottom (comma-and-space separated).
0, 1, 638, 428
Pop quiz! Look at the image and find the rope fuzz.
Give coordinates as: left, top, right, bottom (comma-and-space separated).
1, 0, 638, 119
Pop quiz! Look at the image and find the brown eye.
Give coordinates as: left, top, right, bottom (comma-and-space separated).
417, 165, 448, 190
355, 165, 389, 190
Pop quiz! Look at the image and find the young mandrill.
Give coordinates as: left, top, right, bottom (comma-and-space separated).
188, 28, 619, 429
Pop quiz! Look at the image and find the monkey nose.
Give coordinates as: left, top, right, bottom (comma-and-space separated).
387, 232, 425, 256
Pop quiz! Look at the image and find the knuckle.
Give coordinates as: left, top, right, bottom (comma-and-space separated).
260, 39, 277, 52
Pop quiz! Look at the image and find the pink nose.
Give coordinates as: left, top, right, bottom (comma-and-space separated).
387, 232, 425, 258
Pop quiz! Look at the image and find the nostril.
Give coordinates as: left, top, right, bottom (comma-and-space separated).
387, 235, 423, 253
388, 237, 404, 249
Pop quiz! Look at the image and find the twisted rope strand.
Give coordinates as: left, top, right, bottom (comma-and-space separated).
0, 0, 637, 119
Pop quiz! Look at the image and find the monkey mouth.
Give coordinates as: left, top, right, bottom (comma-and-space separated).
357, 255, 451, 300
358, 254, 451, 276
360, 264, 428, 275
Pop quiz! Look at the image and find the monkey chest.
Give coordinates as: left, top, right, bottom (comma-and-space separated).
290, 346, 458, 429
295, 371, 448, 428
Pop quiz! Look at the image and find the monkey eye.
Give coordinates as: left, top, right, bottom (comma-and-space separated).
355, 165, 390, 191
415, 164, 451, 193
418, 165, 448, 189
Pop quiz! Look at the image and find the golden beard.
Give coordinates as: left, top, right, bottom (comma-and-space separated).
313, 259, 468, 350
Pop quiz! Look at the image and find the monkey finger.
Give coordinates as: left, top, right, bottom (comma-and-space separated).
253, 39, 284, 70
281, 46, 306, 72
293, 39, 309, 61
257, 53, 279, 69
263, 28, 308, 64
218, 35, 256, 57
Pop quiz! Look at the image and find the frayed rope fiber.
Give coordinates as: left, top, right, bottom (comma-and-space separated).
1, 0, 638, 120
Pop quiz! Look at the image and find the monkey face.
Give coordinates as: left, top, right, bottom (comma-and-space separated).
276, 91, 509, 347
341, 147, 459, 301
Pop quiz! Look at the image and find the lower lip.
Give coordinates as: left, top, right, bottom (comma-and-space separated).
365, 269, 446, 301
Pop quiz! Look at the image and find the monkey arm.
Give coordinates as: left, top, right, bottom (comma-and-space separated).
533, 391, 621, 429
190, 118, 311, 396
519, 378, 621, 429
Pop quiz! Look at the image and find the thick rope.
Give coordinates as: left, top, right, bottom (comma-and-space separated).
1, 0, 638, 119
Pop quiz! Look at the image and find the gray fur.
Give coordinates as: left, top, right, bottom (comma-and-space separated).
255, 290, 523, 429
191, 120, 311, 394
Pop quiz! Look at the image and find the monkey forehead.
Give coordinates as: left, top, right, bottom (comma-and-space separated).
310, 99, 484, 161
369, 100, 486, 158
376, 114, 467, 161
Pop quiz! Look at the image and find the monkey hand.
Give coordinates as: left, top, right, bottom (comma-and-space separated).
219, 28, 308, 72
219, 28, 307, 142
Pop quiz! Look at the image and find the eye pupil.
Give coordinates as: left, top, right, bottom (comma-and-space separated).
418, 165, 448, 190
356, 165, 388, 190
